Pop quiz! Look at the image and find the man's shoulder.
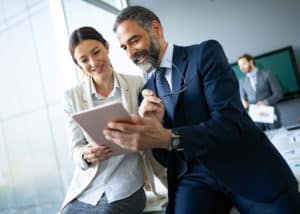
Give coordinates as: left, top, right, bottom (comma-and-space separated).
239, 76, 247, 84
176, 39, 222, 51
258, 69, 273, 77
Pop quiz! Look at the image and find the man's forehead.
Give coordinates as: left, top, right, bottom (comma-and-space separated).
116, 20, 146, 42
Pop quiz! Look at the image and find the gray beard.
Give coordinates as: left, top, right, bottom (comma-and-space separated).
138, 62, 154, 80
138, 62, 153, 73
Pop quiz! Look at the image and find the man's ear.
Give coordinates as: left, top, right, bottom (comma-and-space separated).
151, 20, 163, 37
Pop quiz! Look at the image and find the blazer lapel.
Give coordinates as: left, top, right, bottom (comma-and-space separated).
116, 73, 131, 112
82, 77, 95, 109
172, 46, 187, 108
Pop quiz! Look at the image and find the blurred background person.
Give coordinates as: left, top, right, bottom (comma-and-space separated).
238, 54, 283, 131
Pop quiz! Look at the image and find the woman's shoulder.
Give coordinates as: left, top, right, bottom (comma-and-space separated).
116, 72, 145, 87
118, 72, 144, 81
64, 79, 86, 100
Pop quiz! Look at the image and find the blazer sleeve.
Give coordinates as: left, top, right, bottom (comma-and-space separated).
63, 89, 90, 170
263, 71, 283, 105
173, 41, 244, 161
239, 78, 247, 101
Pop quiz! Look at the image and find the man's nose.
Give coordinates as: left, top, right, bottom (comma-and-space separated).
127, 46, 136, 60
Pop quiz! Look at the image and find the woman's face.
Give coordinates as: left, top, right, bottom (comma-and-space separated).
74, 39, 111, 79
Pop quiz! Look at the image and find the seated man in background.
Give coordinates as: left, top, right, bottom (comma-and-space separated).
238, 54, 283, 131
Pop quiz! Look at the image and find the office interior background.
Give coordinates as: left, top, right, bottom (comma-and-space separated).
0, 0, 299, 213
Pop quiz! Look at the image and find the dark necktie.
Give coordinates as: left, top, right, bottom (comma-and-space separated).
155, 67, 174, 119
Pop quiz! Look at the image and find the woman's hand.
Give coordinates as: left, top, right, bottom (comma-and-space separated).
83, 144, 112, 165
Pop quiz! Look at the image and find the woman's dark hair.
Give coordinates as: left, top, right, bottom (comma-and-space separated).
69, 26, 106, 64
113, 6, 160, 33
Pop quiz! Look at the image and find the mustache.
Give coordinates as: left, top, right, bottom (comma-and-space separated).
132, 49, 159, 66
132, 49, 148, 64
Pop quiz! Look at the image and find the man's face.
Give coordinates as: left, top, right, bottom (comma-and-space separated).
238, 57, 253, 74
116, 20, 161, 73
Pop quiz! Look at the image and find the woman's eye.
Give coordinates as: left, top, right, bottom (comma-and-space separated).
81, 58, 88, 64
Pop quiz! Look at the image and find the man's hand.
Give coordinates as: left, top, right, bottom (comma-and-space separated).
256, 100, 267, 106
241, 98, 249, 109
103, 114, 172, 151
139, 89, 165, 121
83, 144, 112, 165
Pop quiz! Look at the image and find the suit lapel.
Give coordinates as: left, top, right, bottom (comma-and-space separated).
116, 73, 131, 112
82, 77, 95, 109
172, 46, 187, 108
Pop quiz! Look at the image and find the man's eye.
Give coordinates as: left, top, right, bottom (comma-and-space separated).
93, 49, 100, 55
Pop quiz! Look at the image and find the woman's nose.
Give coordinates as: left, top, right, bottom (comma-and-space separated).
89, 57, 97, 68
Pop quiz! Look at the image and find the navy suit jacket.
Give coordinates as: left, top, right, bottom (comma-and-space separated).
141, 40, 297, 203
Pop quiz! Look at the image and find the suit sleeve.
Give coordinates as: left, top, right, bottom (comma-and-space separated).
263, 71, 283, 105
239, 79, 247, 101
173, 40, 244, 161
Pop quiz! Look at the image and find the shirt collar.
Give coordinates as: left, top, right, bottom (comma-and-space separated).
89, 73, 120, 99
159, 43, 174, 69
246, 67, 258, 78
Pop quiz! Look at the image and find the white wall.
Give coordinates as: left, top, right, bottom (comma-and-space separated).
129, 0, 300, 68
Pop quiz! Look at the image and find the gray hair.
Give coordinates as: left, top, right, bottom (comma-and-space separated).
113, 6, 161, 32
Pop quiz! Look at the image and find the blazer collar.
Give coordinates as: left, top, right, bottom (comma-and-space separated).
82, 76, 94, 108
172, 45, 187, 106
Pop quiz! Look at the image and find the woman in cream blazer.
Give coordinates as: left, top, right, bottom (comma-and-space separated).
60, 26, 166, 214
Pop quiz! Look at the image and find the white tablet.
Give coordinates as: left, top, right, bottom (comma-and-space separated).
71, 100, 132, 155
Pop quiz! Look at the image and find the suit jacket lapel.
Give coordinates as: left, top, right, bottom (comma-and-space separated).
172, 46, 187, 108
83, 77, 95, 109
116, 73, 131, 112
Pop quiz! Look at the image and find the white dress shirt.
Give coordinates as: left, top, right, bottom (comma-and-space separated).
246, 68, 258, 91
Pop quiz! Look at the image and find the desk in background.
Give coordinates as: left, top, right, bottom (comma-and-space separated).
265, 127, 300, 190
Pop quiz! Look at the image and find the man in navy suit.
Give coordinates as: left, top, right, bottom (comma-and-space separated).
103, 6, 300, 214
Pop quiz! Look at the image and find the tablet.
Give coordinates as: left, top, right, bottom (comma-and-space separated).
71, 100, 132, 155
